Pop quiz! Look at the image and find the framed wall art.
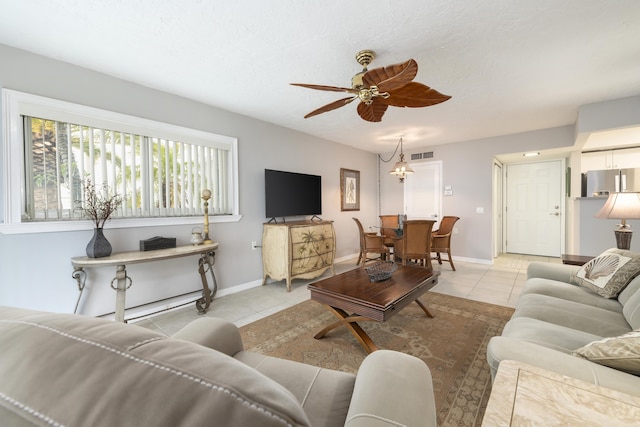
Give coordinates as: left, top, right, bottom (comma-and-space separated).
340, 168, 360, 211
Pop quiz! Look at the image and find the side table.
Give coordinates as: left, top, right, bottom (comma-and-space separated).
482, 360, 640, 426
71, 243, 218, 322
561, 254, 595, 266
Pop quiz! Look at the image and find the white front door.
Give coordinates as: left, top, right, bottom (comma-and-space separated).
505, 160, 564, 256
404, 161, 442, 225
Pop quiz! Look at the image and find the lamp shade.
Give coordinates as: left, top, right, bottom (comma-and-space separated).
389, 158, 414, 176
595, 192, 640, 221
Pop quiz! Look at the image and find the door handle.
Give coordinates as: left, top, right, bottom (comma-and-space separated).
550, 212, 560, 216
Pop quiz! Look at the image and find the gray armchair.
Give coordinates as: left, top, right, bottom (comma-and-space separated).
0, 306, 437, 427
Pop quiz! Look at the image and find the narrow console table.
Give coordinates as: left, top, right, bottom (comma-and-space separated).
71, 243, 218, 322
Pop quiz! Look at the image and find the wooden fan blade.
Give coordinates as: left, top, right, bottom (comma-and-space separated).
304, 96, 357, 119
380, 82, 451, 108
357, 99, 389, 122
291, 83, 357, 93
362, 59, 418, 91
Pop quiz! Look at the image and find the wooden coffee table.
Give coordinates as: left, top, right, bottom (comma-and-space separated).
308, 264, 440, 353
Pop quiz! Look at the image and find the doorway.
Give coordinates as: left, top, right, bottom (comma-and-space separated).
493, 160, 503, 258
504, 160, 565, 257
404, 161, 443, 225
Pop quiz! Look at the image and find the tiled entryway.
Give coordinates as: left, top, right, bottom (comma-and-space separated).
133, 253, 560, 336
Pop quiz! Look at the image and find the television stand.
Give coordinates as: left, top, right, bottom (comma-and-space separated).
262, 220, 335, 291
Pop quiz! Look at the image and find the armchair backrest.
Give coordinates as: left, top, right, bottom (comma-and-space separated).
434, 216, 460, 237
394, 220, 436, 269
432, 216, 460, 251
400, 220, 436, 255
353, 217, 367, 251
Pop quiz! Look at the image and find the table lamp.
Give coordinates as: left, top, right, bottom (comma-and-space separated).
595, 192, 640, 250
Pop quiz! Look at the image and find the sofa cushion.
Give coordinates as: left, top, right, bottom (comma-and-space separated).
513, 293, 631, 337
501, 317, 603, 354
573, 330, 640, 375
0, 306, 311, 427
235, 351, 356, 427
570, 248, 640, 298
523, 278, 623, 312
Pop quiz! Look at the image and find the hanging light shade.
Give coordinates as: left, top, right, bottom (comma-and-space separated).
389, 137, 414, 182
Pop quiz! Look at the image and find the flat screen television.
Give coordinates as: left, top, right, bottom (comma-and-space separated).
265, 169, 322, 219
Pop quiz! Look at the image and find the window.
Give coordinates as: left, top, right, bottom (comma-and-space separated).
1, 89, 240, 233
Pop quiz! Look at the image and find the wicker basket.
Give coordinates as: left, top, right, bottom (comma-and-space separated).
365, 261, 397, 282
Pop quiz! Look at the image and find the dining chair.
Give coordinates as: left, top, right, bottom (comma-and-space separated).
431, 216, 460, 271
353, 217, 390, 267
379, 214, 400, 249
393, 220, 436, 268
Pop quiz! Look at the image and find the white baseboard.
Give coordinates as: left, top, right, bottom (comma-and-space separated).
453, 255, 493, 265
120, 253, 492, 322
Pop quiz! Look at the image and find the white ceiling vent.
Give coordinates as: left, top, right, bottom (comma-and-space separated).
411, 152, 434, 160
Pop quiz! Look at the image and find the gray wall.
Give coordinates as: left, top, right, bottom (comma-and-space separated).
0, 44, 379, 316
2, 43, 635, 317
380, 126, 575, 261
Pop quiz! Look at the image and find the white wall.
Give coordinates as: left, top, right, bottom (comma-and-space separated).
0, 44, 379, 316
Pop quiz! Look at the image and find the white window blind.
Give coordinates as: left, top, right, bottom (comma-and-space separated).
1, 89, 240, 233
24, 117, 231, 221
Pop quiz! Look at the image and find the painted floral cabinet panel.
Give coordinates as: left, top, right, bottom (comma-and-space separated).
262, 221, 335, 292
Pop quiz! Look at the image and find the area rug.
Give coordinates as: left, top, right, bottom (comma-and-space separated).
239, 292, 514, 427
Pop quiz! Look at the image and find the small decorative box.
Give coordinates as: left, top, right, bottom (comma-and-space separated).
140, 236, 176, 251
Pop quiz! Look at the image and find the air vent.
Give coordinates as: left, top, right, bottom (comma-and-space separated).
410, 152, 434, 160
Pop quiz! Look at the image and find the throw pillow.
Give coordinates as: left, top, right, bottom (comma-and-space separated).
570, 248, 640, 298
572, 330, 640, 375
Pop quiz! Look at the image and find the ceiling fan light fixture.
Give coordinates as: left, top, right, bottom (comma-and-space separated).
291, 50, 451, 122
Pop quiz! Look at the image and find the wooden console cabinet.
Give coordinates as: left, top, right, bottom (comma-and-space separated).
262, 220, 335, 291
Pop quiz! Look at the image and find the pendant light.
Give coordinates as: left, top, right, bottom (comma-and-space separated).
389, 137, 414, 183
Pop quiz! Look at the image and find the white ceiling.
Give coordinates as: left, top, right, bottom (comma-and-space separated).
1, 0, 639, 154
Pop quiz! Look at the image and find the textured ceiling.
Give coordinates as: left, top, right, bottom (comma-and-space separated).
0, 0, 639, 153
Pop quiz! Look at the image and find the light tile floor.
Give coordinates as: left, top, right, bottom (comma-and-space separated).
133, 253, 561, 336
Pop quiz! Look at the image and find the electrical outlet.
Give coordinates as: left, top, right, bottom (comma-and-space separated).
251, 241, 258, 250
453, 227, 459, 234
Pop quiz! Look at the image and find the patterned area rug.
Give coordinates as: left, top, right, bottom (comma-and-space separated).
239, 292, 514, 427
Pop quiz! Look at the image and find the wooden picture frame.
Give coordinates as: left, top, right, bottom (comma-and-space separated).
340, 168, 360, 211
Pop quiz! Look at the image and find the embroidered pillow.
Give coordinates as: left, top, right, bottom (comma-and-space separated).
570, 248, 640, 298
572, 330, 640, 375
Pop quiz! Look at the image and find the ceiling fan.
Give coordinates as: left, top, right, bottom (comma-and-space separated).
291, 50, 451, 122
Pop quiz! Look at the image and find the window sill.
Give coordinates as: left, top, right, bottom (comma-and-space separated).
0, 215, 242, 235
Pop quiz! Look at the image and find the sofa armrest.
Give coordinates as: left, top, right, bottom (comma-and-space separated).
527, 261, 580, 283
487, 336, 640, 397
171, 317, 244, 357
345, 350, 436, 427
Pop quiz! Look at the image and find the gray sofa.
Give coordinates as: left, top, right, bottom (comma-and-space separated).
487, 258, 640, 396
0, 306, 436, 427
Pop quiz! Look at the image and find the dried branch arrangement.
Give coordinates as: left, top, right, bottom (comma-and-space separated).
78, 179, 123, 228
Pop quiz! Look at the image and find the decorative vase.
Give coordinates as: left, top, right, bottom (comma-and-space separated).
86, 228, 112, 258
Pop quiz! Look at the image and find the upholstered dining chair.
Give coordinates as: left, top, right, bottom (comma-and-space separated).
431, 216, 460, 271
393, 220, 436, 268
379, 214, 400, 249
353, 217, 390, 267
